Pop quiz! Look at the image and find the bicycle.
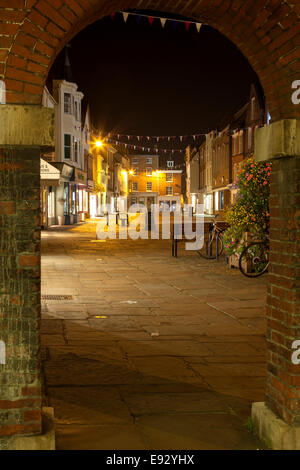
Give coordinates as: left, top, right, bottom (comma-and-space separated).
238, 236, 269, 278
197, 214, 227, 260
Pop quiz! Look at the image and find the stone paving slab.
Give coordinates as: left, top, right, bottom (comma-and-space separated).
135, 413, 263, 450
41, 227, 267, 450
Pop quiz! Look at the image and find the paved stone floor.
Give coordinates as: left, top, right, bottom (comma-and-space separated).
41, 225, 267, 450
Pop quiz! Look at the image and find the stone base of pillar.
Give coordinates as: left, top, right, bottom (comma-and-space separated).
0, 408, 55, 450
252, 402, 300, 450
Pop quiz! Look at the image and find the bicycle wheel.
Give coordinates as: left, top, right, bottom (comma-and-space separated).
197, 233, 223, 259
239, 242, 269, 278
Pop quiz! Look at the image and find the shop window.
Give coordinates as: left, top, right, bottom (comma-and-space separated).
64, 93, 72, 114
64, 183, 69, 215
64, 134, 71, 160
215, 191, 219, 211
220, 190, 224, 210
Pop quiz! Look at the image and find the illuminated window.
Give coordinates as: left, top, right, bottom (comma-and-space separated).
215, 191, 219, 211
166, 186, 173, 195
166, 173, 173, 182
146, 182, 152, 191
132, 182, 138, 191
146, 167, 152, 176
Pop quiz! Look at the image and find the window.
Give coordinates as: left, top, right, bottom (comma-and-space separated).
131, 197, 137, 205
251, 97, 255, 120
220, 190, 224, 210
74, 101, 79, 121
146, 157, 152, 164
64, 134, 71, 159
132, 182, 138, 191
214, 191, 219, 211
64, 93, 71, 114
248, 127, 252, 151
239, 132, 243, 154
166, 186, 173, 195
146, 182, 152, 191
146, 167, 152, 176
167, 160, 174, 168
132, 158, 139, 164
166, 173, 173, 182
73, 138, 79, 163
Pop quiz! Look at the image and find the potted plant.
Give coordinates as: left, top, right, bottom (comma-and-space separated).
223, 157, 271, 270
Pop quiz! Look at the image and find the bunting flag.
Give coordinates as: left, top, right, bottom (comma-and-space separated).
196, 23, 202, 33
173, 21, 178, 31
110, 13, 115, 21
185, 22, 191, 32
136, 15, 141, 24
122, 12, 129, 23
160, 18, 167, 28
148, 16, 154, 26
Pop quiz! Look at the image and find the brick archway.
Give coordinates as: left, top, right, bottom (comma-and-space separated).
0, 0, 299, 449
1, 0, 299, 121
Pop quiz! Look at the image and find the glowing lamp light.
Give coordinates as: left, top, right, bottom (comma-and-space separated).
129, 170, 134, 175
95, 140, 103, 148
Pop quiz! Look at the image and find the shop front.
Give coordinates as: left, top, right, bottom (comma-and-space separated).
40, 159, 60, 229
74, 168, 88, 222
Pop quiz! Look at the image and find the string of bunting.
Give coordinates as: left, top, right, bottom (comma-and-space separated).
105, 137, 184, 154
110, 11, 204, 32
106, 133, 205, 142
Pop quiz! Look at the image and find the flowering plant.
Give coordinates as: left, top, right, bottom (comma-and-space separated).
223, 157, 271, 256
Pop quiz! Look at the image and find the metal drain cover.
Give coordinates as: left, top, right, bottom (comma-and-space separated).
41, 295, 73, 301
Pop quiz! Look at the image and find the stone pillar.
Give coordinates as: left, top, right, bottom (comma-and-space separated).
252, 119, 300, 450
0, 105, 54, 447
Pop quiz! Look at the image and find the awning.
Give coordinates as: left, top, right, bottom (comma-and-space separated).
40, 159, 60, 186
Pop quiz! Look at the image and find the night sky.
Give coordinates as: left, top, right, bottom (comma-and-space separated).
47, 9, 261, 139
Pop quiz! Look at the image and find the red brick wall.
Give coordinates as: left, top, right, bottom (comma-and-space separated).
0, 148, 42, 438
0, 1, 299, 121
266, 157, 300, 426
